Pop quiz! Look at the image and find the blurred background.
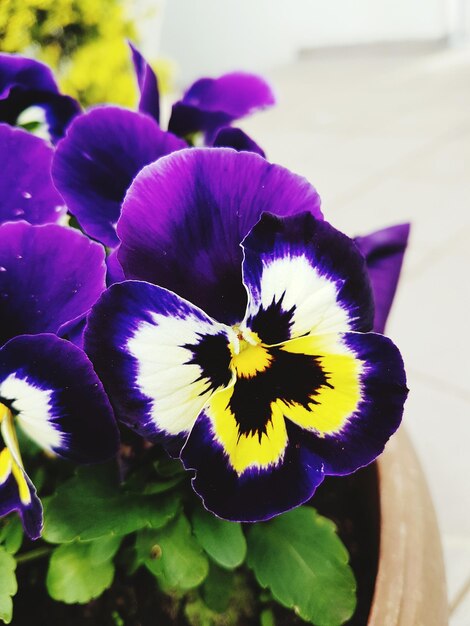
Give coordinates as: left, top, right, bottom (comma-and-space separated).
2, 1, 469, 623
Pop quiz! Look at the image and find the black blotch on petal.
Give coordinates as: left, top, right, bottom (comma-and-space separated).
248, 293, 295, 344
184, 332, 232, 393
230, 347, 333, 439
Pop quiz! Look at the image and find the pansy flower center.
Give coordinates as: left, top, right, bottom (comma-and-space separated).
229, 327, 272, 379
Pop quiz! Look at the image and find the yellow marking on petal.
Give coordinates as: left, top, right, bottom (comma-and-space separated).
11, 462, 31, 505
280, 335, 362, 435
0, 448, 12, 484
208, 388, 288, 475
229, 328, 272, 378
0, 404, 8, 424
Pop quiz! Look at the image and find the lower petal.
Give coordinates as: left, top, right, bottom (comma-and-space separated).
181, 406, 324, 522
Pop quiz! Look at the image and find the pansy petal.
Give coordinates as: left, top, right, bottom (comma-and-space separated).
242, 212, 374, 343
354, 223, 410, 333
0, 453, 43, 540
278, 331, 407, 475
0, 221, 106, 346
0, 53, 80, 142
168, 72, 275, 138
84, 280, 233, 446
0, 334, 118, 463
129, 42, 160, 123
181, 410, 324, 522
118, 148, 322, 324
52, 106, 186, 247
0, 125, 66, 225
212, 126, 265, 157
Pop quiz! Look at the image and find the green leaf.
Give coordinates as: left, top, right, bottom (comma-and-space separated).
136, 514, 209, 591
192, 507, 246, 569
43, 464, 179, 543
247, 506, 356, 626
191, 507, 246, 569
0, 517, 23, 555
0, 547, 17, 624
46, 535, 122, 604
202, 563, 234, 613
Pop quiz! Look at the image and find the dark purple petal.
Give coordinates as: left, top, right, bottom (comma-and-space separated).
118, 148, 322, 324
354, 223, 411, 333
84, 280, 231, 449
0, 124, 66, 225
181, 414, 324, 522
212, 126, 265, 157
129, 42, 160, 123
0, 469, 43, 540
168, 72, 275, 138
297, 331, 408, 475
0, 334, 119, 463
52, 106, 186, 247
0, 53, 80, 142
0, 222, 106, 346
242, 212, 374, 341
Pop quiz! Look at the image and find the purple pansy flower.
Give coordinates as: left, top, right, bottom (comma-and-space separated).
0, 124, 66, 226
85, 148, 407, 522
0, 221, 118, 538
0, 53, 80, 142
168, 71, 276, 142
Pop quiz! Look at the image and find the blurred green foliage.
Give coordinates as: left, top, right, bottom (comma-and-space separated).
0, 0, 172, 107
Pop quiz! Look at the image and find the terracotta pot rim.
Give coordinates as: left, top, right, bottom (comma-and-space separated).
367, 427, 448, 625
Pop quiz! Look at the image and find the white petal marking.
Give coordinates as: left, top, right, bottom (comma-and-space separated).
127, 312, 230, 437
247, 255, 351, 337
0, 374, 63, 452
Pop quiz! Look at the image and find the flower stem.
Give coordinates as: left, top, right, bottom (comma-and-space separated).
16, 546, 53, 564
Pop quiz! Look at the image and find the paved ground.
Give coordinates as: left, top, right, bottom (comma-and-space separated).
239, 42, 470, 625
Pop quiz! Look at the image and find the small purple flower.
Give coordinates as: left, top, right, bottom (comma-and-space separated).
168, 72, 276, 142
0, 53, 80, 143
0, 221, 118, 538
85, 149, 407, 522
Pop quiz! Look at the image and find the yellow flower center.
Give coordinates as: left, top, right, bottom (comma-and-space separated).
229, 327, 272, 378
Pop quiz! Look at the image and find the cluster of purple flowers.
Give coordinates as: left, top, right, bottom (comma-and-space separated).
0, 44, 408, 538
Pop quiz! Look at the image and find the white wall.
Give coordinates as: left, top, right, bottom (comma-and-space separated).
154, 0, 460, 84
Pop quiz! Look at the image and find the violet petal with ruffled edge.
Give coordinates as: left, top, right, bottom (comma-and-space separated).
117, 148, 322, 324
0, 221, 106, 346
52, 106, 187, 247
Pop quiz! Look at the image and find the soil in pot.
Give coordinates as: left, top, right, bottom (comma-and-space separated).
11, 464, 380, 626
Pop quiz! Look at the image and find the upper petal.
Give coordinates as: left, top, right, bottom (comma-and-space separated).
0, 53, 80, 142
168, 72, 275, 138
212, 126, 266, 157
117, 148, 322, 324
0, 124, 66, 225
0, 334, 119, 463
84, 280, 233, 448
52, 106, 186, 247
129, 42, 160, 123
0, 222, 106, 346
354, 223, 410, 333
242, 212, 374, 343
